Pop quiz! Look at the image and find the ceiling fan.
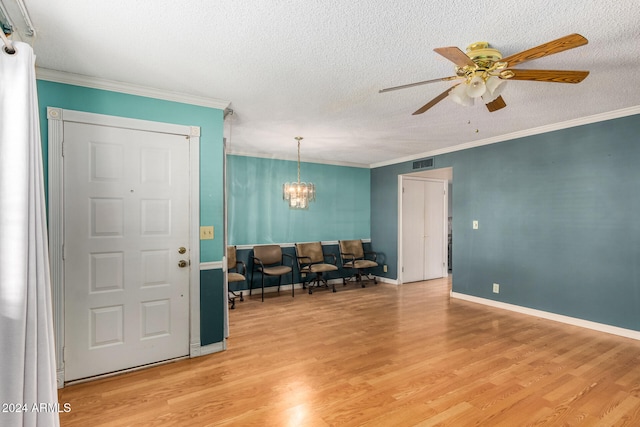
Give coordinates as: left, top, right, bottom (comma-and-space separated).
379, 33, 589, 115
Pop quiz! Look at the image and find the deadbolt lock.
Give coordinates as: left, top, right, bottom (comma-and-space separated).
178, 247, 186, 254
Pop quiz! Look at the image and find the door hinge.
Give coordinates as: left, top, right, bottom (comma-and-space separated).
62, 243, 65, 260
61, 141, 64, 157
63, 346, 66, 362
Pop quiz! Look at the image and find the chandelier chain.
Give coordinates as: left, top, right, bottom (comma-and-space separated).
297, 138, 301, 183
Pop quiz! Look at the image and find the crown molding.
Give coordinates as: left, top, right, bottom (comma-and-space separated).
371, 105, 640, 169
226, 149, 370, 169
36, 67, 230, 110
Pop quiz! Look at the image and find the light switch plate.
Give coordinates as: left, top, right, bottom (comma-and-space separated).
200, 226, 214, 240
473, 220, 479, 229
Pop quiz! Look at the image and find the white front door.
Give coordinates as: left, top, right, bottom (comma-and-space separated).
401, 178, 447, 283
63, 121, 190, 381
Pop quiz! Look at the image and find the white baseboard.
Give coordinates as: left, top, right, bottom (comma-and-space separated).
451, 292, 640, 341
245, 281, 307, 295
243, 276, 390, 294
198, 340, 226, 356
57, 369, 64, 389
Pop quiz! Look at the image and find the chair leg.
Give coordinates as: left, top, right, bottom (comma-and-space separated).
229, 289, 242, 309
261, 273, 265, 302
249, 270, 254, 296
328, 274, 336, 293
308, 273, 336, 294
342, 268, 358, 286
291, 270, 294, 297
308, 274, 314, 294
358, 269, 377, 286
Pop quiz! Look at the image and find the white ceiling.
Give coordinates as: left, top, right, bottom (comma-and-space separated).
10, 0, 640, 167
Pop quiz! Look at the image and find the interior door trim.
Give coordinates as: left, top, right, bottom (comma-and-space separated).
47, 107, 201, 388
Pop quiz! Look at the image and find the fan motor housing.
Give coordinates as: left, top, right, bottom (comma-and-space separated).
466, 41, 503, 70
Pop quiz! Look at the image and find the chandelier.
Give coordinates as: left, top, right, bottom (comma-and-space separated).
283, 137, 315, 209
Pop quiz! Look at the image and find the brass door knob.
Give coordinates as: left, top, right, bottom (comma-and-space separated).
178, 260, 188, 268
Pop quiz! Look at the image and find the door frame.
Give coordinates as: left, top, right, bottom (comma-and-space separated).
47, 107, 201, 388
397, 172, 450, 284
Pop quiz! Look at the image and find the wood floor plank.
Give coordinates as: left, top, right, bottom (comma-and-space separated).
58, 276, 640, 426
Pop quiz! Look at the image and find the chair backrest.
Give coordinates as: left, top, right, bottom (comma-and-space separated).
296, 242, 324, 264
339, 239, 364, 259
227, 246, 237, 270
253, 244, 282, 265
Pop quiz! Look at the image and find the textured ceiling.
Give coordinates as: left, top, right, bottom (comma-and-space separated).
12, 0, 640, 166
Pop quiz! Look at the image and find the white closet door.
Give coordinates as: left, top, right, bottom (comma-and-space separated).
402, 178, 446, 283
423, 180, 445, 280
402, 179, 426, 283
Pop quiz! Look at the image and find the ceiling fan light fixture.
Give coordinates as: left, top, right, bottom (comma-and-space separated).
381, 34, 589, 115
449, 83, 474, 106
482, 76, 507, 103
485, 76, 505, 95
466, 75, 487, 98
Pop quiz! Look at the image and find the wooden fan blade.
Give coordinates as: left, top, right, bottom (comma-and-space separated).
501, 69, 589, 83
379, 76, 458, 93
501, 33, 588, 68
434, 46, 476, 68
412, 85, 458, 115
486, 96, 507, 112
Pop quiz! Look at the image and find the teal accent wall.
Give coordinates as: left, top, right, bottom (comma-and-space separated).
37, 80, 226, 344
372, 114, 640, 331
37, 80, 224, 262
227, 155, 370, 245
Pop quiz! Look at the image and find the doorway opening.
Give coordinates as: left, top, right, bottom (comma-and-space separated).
398, 167, 453, 284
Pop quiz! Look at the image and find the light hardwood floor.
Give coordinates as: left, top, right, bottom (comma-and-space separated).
59, 277, 640, 426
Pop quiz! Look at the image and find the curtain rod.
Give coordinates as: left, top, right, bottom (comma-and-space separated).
0, 0, 37, 54
0, 28, 15, 54
0, 1, 14, 53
